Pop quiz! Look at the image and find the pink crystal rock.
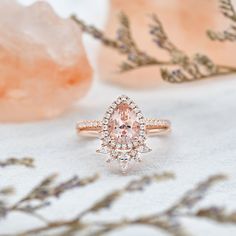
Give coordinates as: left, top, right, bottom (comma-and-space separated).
98, 0, 236, 88
0, 0, 92, 122
108, 103, 140, 145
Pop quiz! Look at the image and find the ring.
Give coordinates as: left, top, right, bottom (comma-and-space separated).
76, 95, 171, 172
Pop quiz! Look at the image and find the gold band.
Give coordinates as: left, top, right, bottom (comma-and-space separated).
76, 119, 171, 137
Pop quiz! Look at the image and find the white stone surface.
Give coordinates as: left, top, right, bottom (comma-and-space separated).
1, 1, 236, 235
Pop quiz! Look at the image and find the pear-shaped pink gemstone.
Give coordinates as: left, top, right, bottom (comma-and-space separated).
108, 103, 140, 145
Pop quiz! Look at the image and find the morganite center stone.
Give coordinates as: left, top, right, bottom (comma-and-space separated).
108, 103, 140, 145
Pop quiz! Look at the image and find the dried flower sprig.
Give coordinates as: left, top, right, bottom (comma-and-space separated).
85, 174, 227, 236
71, 13, 170, 72
164, 174, 227, 214
77, 172, 174, 219
208, 0, 236, 41
196, 207, 236, 224
0, 157, 35, 168
0, 187, 14, 196
8, 173, 236, 236
220, 0, 236, 21
12, 172, 174, 236
0, 187, 15, 219
72, 12, 236, 83
0, 174, 99, 222
0, 200, 7, 219
149, 14, 232, 83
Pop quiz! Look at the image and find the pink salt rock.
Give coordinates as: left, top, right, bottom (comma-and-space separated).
108, 103, 140, 145
0, 0, 92, 122
98, 0, 236, 88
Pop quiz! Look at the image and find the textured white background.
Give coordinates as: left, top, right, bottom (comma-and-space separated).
1, 0, 236, 235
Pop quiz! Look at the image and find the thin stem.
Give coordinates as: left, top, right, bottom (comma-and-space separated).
72, 12, 236, 82
10, 208, 49, 224
218, 64, 236, 72
15, 219, 78, 236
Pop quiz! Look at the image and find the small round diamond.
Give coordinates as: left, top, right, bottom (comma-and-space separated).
116, 98, 121, 104
139, 118, 145, 123
130, 103, 136, 109
140, 124, 145, 129
111, 102, 117, 108
126, 98, 131, 104
137, 113, 143, 119
105, 113, 111, 119
140, 130, 146, 136
101, 134, 107, 139
103, 119, 108, 124
108, 108, 113, 113
103, 125, 108, 130
121, 95, 127, 101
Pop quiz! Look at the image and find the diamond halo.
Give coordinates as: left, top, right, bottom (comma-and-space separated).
96, 95, 152, 172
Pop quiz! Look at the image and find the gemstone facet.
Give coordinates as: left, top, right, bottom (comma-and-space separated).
108, 103, 140, 147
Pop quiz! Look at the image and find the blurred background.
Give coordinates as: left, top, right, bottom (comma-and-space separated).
1, 1, 236, 235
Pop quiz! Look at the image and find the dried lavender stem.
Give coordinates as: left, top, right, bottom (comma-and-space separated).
0, 174, 99, 229
0, 157, 34, 168
208, 0, 236, 41
10, 174, 235, 236
71, 15, 173, 67
13, 173, 174, 236
71, 11, 236, 82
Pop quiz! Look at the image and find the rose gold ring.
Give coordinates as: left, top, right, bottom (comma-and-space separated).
76, 95, 171, 172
